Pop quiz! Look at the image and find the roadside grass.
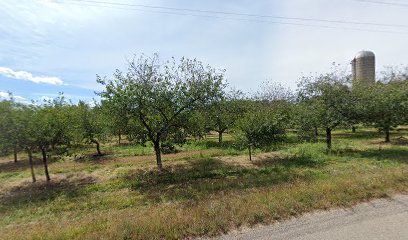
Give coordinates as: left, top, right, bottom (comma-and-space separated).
0, 129, 407, 239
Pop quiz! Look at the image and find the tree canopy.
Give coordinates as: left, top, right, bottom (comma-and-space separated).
97, 54, 226, 169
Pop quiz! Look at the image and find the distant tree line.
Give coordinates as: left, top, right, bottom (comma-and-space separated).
1, 55, 408, 181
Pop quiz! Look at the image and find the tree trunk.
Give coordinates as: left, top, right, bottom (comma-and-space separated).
13, 147, 18, 163
218, 131, 223, 143
28, 150, 36, 183
385, 128, 391, 143
326, 128, 332, 151
91, 139, 102, 155
153, 140, 163, 170
352, 126, 356, 133
96, 141, 101, 155
314, 127, 319, 143
118, 132, 121, 145
41, 148, 51, 182
248, 144, 252, 161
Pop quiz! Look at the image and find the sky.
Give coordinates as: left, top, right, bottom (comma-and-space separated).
0, 0, 407, 103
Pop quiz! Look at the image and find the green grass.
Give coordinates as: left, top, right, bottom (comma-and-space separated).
0, 130, 407, 239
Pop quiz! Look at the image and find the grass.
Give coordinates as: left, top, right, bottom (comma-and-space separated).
0, 130, 407, 239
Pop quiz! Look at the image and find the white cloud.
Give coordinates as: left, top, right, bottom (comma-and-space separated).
40, 96, 54, 102
0, 67, 63, 85
0, 92, 9, 98
0, 91, 27, 101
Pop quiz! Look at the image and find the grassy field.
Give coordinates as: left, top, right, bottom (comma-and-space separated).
1, 129, 408, 239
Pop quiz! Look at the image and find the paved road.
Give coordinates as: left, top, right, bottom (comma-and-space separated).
215, 195, 408, 240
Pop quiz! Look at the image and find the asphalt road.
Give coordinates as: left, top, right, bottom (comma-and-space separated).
215, 194, 408, 240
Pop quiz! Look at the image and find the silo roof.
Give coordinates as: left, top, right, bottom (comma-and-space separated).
355, 51, 375, 58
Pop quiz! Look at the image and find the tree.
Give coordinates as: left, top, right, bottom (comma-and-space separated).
0, 100, 15, 158
235, 104, 287, 160
353, 79, 408, 142
297, 67, 351, 151
31, 96, 71, 181
100, 100, 129, 145
185, 110, 208, 140
293, 101, 321, 142
98, 54, 225, 170
206, 89, 245, 143
0, 98, 26, 163
255, 81, 294, 103
72, 101, 107, 155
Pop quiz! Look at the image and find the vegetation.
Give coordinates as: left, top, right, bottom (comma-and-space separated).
1, 129, 408, 240
97, 54, 225, 170
0, 55, 408, 239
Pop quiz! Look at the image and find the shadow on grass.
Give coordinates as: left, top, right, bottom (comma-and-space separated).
187, 139, 238, 150
72, 152, 114, 163
125, 154, 326, 203
0, 174, 97, 210
393, 137, 408, 146
0, 157, 57, 174
0, 160, 33, 173
333, 131, 383, 140
349, 148, 408, 163
251, 154, 324, 168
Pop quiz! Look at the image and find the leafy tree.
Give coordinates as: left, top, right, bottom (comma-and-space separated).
255, 81, 294, 103
293, 101, 321, 142
235, 105, 287, 160
98, 54, 225, 170
19, 104, 38, 183
186, 110, 208, 140
353, 79, 408, 142
0, 100, 15, 158
123, 118, 146, 145
72, 101, 107, 155
297, 68, 351, 151
206, 89, 245, 143
0, 98, 26, 162
100, 100, 129, 145
31, 96, 71, 181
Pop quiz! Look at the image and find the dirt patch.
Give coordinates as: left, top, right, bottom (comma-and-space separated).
95, 149, 224, 166
217, 152, 283, 168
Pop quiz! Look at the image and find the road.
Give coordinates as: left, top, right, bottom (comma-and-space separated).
215, 194, 408, 240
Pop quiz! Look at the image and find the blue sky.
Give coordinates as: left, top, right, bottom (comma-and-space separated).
1, 0, 407, 103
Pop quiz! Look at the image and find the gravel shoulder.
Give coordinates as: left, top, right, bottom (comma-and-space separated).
215, 194, 408, 240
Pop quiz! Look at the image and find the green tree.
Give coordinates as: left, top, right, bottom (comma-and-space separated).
98, 54, 225, 170
20, 104, 38, 183
100, 100, 129, 145
72, 101, 107, 155
186, 110, 209, 140
0, 97, 26, 162
206, 89, 245, 143
353, 80, 408, 142
297, 68, 351, 151
31, 96, 71, 181
235, 105, 287, 160
293, 101, 321, 142
0, 100, 15, 158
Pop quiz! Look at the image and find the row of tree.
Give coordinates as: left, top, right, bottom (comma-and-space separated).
1, 55, 407, 181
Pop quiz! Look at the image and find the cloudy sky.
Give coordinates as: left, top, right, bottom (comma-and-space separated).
0, 0, 407, 103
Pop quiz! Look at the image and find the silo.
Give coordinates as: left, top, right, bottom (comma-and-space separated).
351, 50, 376, 87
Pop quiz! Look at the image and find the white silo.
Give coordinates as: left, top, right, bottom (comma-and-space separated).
351, 50, 376, 87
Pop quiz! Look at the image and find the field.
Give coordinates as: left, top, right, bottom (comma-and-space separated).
1, 128, 408, 239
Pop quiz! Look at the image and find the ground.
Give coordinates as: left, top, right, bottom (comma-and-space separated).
0, 129, 407, 239
215, 194, 408, 240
